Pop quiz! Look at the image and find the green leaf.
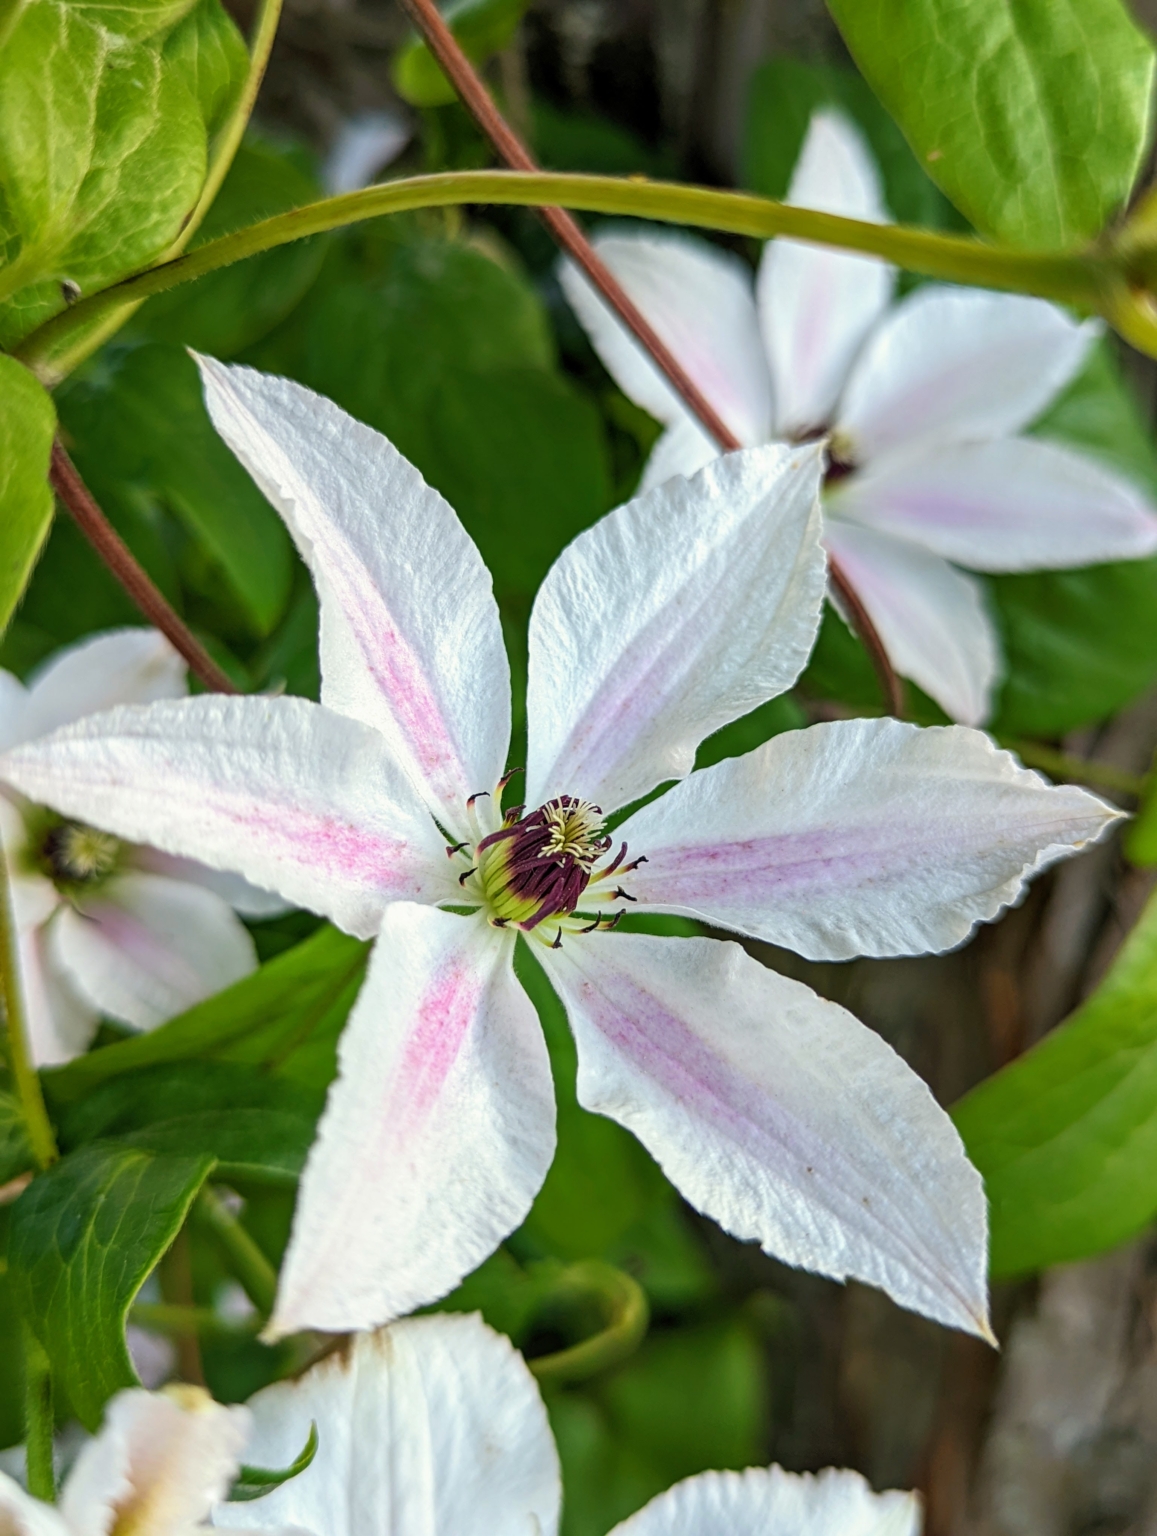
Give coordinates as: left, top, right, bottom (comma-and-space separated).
54, 1062, 321, 1183
742, 55, 962, 229
58, 343, 294, 635
230, 1423, 318, 1502
0, 0, 207, 347
954, 885, 1157, 1276
161, 0, 249, 143
43, 925, 368, 1106
9, 1143, 214, 1425
392, 0, 529, 107
132, 137, 324, 358
66, 0, 199, 43
0, 1089, 35, 1186
0, 355, 56, 634
827, 0, 1155, 249
990, 343, 1157, 736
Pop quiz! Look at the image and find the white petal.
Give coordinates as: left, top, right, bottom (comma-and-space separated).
61, 1387, 249, 1536
18, 921, 100, 1067
269, 905, 554, 1337
0, 696, 450, 940
131, 851, 290, 918
526, 443, 826, 812
21, 629, 187, 744
608, 1464, 919, 1536
215, 1314, 561, 1536
196, 358, 510, 832
757, 110, 894, 437
0, 1475, 68, 1536
832, 436, 1157, 571
0, 671, 31, 754
52, 873, 256, 1030
837, 287, 1098, 461
620, 716, 1122, 961
323, 109, 410, 194
638, 416, 719, 494
823, 517, 999, 725
543, 931, 991, 1336
559, 232, 772, 444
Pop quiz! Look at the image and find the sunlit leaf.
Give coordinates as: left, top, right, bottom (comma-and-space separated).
0, 355, 56, 635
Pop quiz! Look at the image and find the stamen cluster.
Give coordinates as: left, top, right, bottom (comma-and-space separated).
32, 813, 122, 892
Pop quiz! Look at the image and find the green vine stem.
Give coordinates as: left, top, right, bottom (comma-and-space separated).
23, 1326, 55, 1501
0, 822, 58, 1170
41, 0, 285, 381
527, 1259, 650, 1386
196, 1184, 279, 1317
1003, 738, 1148, 800
19, 171, 1108, 384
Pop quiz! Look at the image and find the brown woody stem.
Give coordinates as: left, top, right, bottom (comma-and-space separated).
398, 0, 905, 717
49, 441, 239, 695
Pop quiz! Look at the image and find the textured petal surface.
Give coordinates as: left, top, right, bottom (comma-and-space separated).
544, 931, 991, 1336
638, 416, 719, 494
197, 358, 510, 831
609, 1465, 919, 1536
559, 233, 772, 445
215, 1315, 561, 1536
833, 436, 1157, 571
52, 873, 256, 1030
0, 1476, 68, 1536
0, 696, 450, 940
757, 110, 893, 437
837, 287, 1097, 461
62, 1387, 249, 1536
526, 443, 826, 812
621, 717, 1122, 960
270, 906, 554, 1337
132, 851, 289, 919
823, 517, 999, 725
18, 629, 187, 746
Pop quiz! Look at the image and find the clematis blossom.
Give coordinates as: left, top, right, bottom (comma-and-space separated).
0, 359, 1121, 1343
0, 629, 272, 1067
215, 1309, 918, 1536
560, 109, 1157, 725
0, 1382, 300, 1536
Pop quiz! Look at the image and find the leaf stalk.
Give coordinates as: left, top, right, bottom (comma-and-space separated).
0, 822, 58, 1170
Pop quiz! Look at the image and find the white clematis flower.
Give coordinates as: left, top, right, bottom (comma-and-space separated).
0, 360, 1121, 1342
0, 629, 270, 1067
214, 1310, 918, 1536
0, 1383, 302, 1536
560, 109, 1157, 725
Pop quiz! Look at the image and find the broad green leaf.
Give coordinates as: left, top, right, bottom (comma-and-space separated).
58, 343, 294, 635
0, 1089, 35, 1185
133, 138, 324, 358
161, 0, 248, 142
827, 0, 1155, 249
68, 0, 199, 42
0, 1, 207, 347
742, 55, 962, 229
954, 885, 1157, 1276
9, 1143, 214, 1425
43, 925, 367, 1106
0, 355, 56, 634
54, 1062, 322, 1183
392, 0, 529, 107
991, 343, 1157, 736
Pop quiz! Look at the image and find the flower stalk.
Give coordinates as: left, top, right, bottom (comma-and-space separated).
23, 1326, 55, 1501
0, 821, 57, 1171
196, 1185, 279, 1317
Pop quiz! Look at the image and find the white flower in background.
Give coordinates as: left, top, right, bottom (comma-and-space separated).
0, 1383, 299, 1536
560, 110, 1157, 725
0, 630, 274, 1067
322, 110, 410, 195
1, 361, 1120, 1343
215, 1310, 919, 1536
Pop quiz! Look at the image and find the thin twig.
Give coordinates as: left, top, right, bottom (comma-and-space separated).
49, 442, 239, 695
397, 0, 906, 717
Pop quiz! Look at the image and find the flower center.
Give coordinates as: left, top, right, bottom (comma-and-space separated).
451, 790, 646, 944
32, 812, 122, 892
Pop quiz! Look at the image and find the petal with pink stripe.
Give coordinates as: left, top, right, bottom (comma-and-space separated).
619, 717, 1121, 961
0, 695, 450, 940
269, 904, 555, 1336
544, 930, 991, 1337
197, 357, 511, 832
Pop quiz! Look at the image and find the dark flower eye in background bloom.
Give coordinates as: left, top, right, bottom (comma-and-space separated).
0, 358, 1118, 1344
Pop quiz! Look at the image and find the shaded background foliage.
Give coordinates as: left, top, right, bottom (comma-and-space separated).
8, 1, 1157, 1533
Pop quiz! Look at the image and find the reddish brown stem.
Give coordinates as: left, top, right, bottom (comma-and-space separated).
49, 441, 239, 695
399, 0, 905, 718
